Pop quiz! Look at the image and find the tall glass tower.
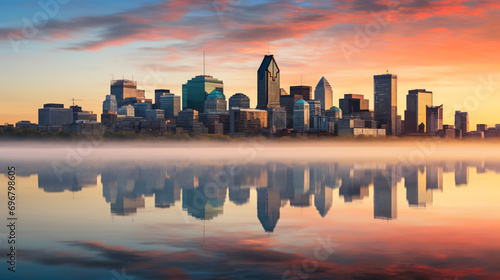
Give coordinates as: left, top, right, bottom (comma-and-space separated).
374, 74, 398, 135
314, 77, 333, 112
182, 75, 223, 113
257, 55, 280, 110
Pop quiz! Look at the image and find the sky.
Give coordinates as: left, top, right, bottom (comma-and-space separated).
0, 0, 499, 127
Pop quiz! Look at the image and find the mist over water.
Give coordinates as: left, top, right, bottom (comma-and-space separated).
1, 141, 500, 279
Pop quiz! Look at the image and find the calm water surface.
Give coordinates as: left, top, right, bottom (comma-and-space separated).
1, 157, 500, 279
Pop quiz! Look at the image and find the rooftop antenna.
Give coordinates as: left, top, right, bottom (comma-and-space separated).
268, 40, 270, 55
301, 74, 303, 86
203, 51, 206, 76
70, 98, 83, 106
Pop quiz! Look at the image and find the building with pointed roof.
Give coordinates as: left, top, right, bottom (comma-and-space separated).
257, 55, 280, 110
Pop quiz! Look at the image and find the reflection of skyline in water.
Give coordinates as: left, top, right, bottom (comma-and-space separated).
12, 160, 500, 233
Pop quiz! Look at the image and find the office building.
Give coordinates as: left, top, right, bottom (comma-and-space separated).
405, 169, 433, 207
182, 75, 223, 113
374, 168, 397, 220
290, 85, 312, 100
38, 103, 73, 127
159, 94, 181, 118
314, 77, 333, 112
404, 89, 433, 133
325, 106, 342, 119
133, 102, 152, 119
257, 55, 280, 109
178, 109, 207, 133
155, 89, 170, 107
204, 90, 227, 113
307, 100, 321, 130
146, 109, 165, 121
102, 95, 118, 114
455, 111, 469, 134
426, 105, 443, 133
339, 94, 370, 115
267, 107, 287, 131
230, 108, 268, 134
117, 105, 135, 117
71, 105, 97, 122
477, 124, 488, 131
110, 79, 145, 107
280, 95, 303, 129
293, 99, 310, 132
374, 74, 398, 135
228, 93, 250, 109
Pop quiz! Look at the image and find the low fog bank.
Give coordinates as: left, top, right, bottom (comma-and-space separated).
1, 140, 500, 164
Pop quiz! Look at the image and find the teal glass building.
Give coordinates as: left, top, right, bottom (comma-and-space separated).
182, 75, 224, 113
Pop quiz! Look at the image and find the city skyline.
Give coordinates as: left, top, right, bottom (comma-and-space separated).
1, 0, 500, 127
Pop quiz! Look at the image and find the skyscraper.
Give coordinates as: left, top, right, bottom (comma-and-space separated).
290, 86, 312, 100
293, 99, 310, 132
110, 79, 145, 108
314, 77, 333, 112
426, 105, 443, 133
374, 74, 398, 135
455, 111, 469, 134
102, 95, 118, 114
257, 188, 281, 233
307, 100, 321, 130
182, 75, 223, 113
159, 94, 181, 118
339, 94, 370, 115
155, 89, 170, 107
228, 93, 250, 109
257, 55, 280, 109
404, 89, 433, 133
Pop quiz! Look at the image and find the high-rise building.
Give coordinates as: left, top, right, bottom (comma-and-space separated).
133, 102, 152, 119
230, 108, 268, 134
102, 95, 118, 114
290, 85, 312, 100
374, 74, 398, 135
280, 88, 289, 96
228, 93, 250, 109
339, 94, 370, 115
182, 75, 223, 113
404, 89, 433, 133
38, 104, 73, 127
455, 111, 469, 134
293, 99, 310, 132
159, 94, 181, 118
426, 105, 443, 133
257, 55, 280, 109
117, 105, 135, 117
280, 95, 303, 129
204, 90, 227, 113
154, 89, 170, 107
314, 77, 333, 112
110, 79, 145, 108
307, 100, 321, 130
267, 108, 287, 131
